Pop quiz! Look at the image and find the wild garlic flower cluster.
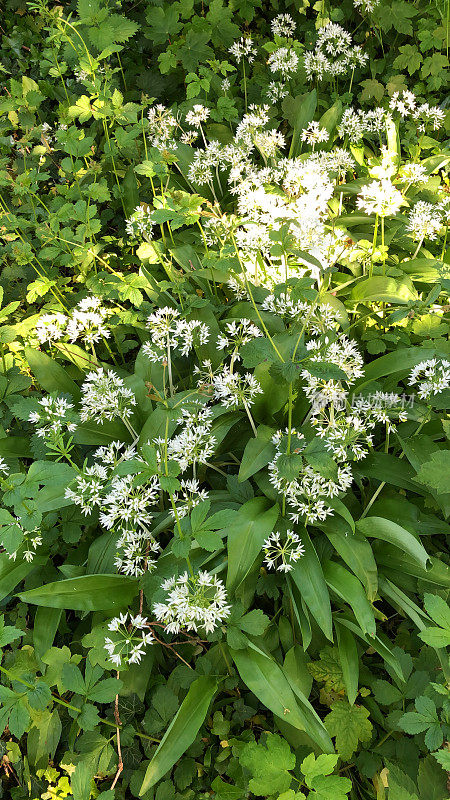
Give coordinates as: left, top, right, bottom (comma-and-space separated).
143, 307, 210, 364
304, 23, 368, 81
312, 411, 376, 462
389, 91, 445, 132
338, 94, 444, 144
217, 319, 262, 363
302, 336, 365, 410
170, 479, 209, 520
35, 296, 111, 347
147, 104, 178, 151
29, 396, 78, 443
212, 368, 262, 409
228, 36, 257, 64
408, 358, 450, 401
64, 441, 160, 578
301, 122, 329, 146
271, 13, 296, 38
356, 179, 404, 217
99, 474, 160, 538
262, 294, 340, 335
80, 369, 136, 425
407, 201, 444, 242
125, 205, 155, 239
268, 429, 354, 525
64, 463, 107, 515
153, 571, 231, 634
166, 406, 216, 472
263, 530, 305, 573
338, 107, 387, 143
267, 47, 299, 78
104, 613, 154, 667
311, 393, 408, 461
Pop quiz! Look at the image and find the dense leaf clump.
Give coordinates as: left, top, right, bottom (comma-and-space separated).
0, 1, 450, 799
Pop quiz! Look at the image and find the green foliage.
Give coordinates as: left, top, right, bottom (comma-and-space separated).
0, 0, 450, 798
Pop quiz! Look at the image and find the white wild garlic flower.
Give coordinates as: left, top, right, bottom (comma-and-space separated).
153, 571, 231, 634
408, 358, 450, 401
263, 530, 305, 572
80, 369, 136, 424
104, 612, 154, 667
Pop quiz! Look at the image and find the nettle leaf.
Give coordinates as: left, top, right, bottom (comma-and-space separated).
0, 616, 22, 648
302, 362, 348, 382
414, 451, 450, 495
26, 682, 52, 711
240, 337, 277, 368
433, 750, 450, 770
240, 733, 295, 795
62, 662, 86, 695
238, 609, 270, 636
325, 701, 372, 761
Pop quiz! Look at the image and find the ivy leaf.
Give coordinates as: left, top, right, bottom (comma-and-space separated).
240, 733, 295, 795
325, 701, 372, 761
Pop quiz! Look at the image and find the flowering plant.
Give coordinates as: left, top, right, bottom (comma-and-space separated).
1, 1, 450, 798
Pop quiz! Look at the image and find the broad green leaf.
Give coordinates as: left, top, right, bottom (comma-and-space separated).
139, 677, 217, 793
283, 90, 317, 157
350, 276, 417, 305
323, 561, 375, 637
231, 646, 334, 753
336, 623, 359, 706
33, 607, 62, 660
320, 517, 377, 601
226, 498, 278, 592
357, 517, 429, 569
238, 426, 275, 482
18, 575, 138, 611
290, 532, 333, 641
25, 347, 80, 401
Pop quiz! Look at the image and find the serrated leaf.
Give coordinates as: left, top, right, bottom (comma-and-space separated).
240, 733, 295, 795
325, 701, 372, 761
